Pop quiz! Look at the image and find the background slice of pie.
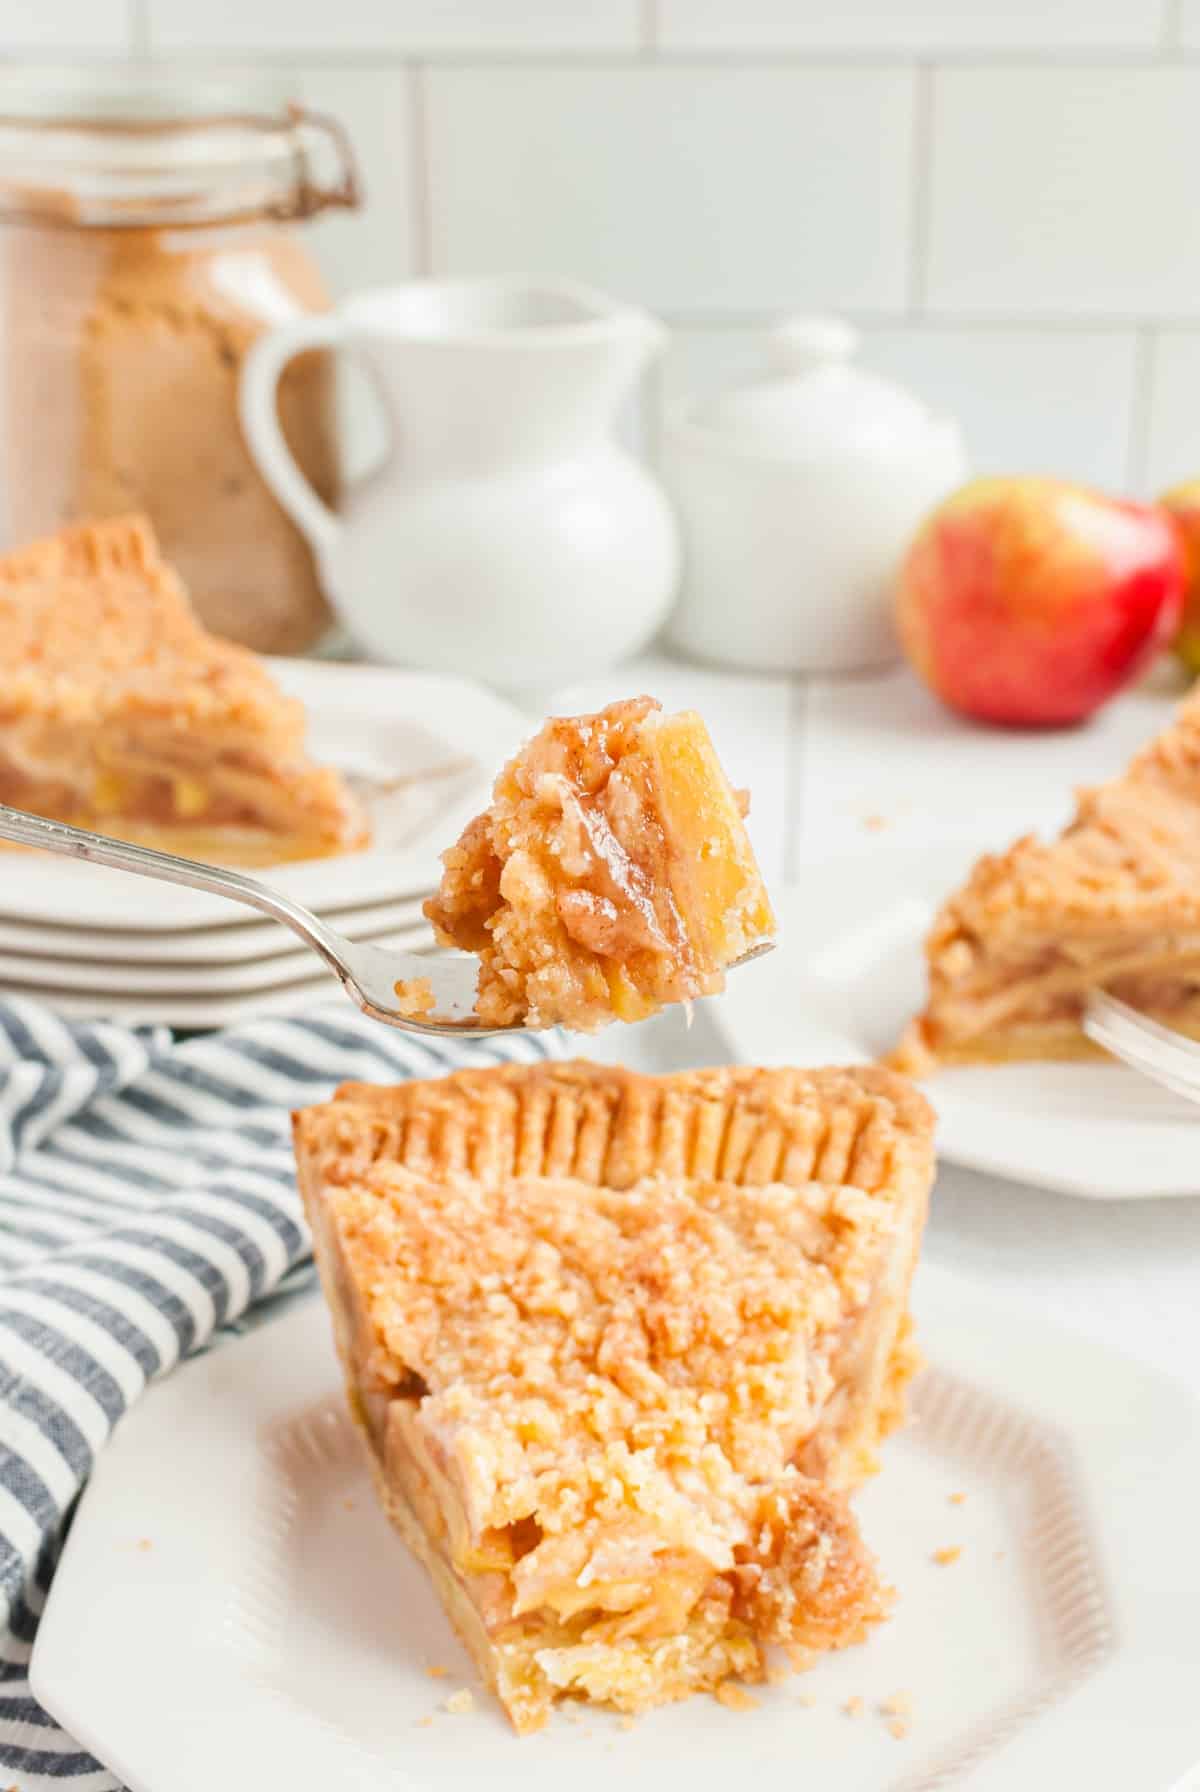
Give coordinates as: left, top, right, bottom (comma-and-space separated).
896, 686, 1200, 1068
0, 515, 368, 867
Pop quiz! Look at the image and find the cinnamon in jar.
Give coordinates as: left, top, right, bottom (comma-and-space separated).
0, 68, 361, 654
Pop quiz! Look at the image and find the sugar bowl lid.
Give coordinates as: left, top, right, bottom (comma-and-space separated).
688, 315, 946, 461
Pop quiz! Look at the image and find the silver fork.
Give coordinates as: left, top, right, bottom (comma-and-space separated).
0, 804, 774, 1036
1083, 990, 1200, 1108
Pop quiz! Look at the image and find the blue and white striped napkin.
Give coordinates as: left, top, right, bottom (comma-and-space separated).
0, 994, 559, 1791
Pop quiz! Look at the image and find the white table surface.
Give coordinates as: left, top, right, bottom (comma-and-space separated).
556, 652, 1200, 1788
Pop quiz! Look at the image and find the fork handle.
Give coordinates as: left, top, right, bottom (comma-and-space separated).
0, 803, 345, 969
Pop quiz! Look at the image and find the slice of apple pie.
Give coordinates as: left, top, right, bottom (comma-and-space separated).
293, 1059, 935, 1732
895, 686, 1200, 1069
0, 515, 368, 866
423, 697, 775, 1031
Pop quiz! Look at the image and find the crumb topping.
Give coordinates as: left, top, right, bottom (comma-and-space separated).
335, 1165, 860, 1538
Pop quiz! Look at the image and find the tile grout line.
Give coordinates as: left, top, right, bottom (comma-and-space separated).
128, 0, 151, 58
629, 311, 1200, 334
906, 61, 935, 316
407, 62, 433, 279
109, 47, 1200, 69
1127, 327, 1158, 494
784, 678, 808, 884
1162, 0, 1186, 52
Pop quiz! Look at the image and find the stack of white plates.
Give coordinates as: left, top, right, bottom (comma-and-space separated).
0, 660, 526, 1029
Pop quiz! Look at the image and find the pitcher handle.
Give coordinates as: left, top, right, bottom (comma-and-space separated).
240, 314, 343, 553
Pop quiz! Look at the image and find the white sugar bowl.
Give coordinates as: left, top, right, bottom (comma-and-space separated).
662, 316, 968, 673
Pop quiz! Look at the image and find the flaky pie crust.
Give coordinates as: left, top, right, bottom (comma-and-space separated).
293, 1060, 934, 1733
299, 1058, 932, 1202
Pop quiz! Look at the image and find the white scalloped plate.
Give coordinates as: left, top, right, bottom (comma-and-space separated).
31, 1267, 1200, 1792
713, 847, 1200, 1200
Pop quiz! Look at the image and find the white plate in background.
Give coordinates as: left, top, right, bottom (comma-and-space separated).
0, 905, 437, 1025
0, 922, 430, 998
0, 956, 433, 1030
31, 1267, 1200, 1792
0, 661, 524, 931
714, 843, 1200, 1199
0, 892, 428, 967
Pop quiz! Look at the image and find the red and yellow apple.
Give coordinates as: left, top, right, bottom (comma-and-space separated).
896, 476, 1185, 726
1158, 480, 1200, 675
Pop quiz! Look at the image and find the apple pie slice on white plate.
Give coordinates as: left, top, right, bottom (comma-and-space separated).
0, 515, 368, 867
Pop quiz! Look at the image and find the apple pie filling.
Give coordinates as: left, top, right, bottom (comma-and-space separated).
905, 928, 1200, 1067
424, 697, 775, 1031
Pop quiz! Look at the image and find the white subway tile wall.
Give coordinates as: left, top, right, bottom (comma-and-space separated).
2, 0, 1199, 492
424, 66, 915, 312
926, 68, 1200, 319
1177, 0, 1200, 45
1142, 333, 1200, 493
291, 67, 416, 293
860, 329, 1142, 493
0, 1, 133, 51
148, 1, 642, 53
657, 0, 1166, 52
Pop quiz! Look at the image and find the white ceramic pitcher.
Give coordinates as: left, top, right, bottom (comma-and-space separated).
240, 278, 679, 694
